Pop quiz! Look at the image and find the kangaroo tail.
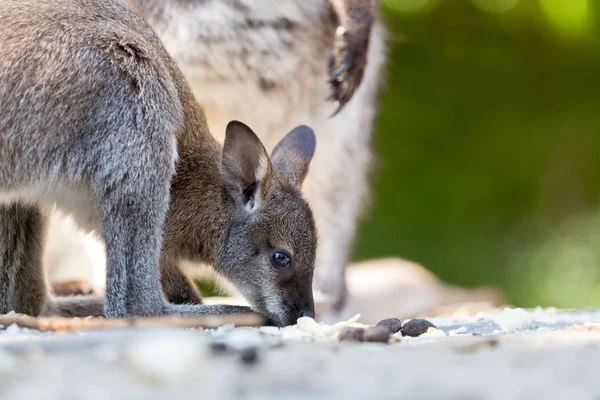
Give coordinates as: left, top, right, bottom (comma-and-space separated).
43, 295, 105, 318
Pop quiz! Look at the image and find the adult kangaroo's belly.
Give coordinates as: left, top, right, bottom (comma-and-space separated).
186, 78, 331, 150
141, 0, 335, 148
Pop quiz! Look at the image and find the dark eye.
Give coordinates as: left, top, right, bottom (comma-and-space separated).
270, 249, 291, 268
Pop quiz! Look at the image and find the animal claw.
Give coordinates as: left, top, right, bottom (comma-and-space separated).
325, 25, 369, 115
329, 99, 347, 118
325, 86, 338, 102
328, 55, 336, 72
338, 79, 351, 100
331, 62, 349, 78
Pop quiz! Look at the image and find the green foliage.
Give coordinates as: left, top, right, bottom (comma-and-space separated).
355, 0, 600, 307
194, 278, 223, 298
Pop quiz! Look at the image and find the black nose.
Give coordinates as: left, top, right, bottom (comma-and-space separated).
299, 310, 315, 319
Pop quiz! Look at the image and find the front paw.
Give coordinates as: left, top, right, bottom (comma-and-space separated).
327, 26, 369, 116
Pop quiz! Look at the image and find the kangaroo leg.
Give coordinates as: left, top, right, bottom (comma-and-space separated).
161, 256, 204, 305
100, 178, 255, 318
309, 22, 385, 315
0, 202, 48, 316
97, 167, 172, 318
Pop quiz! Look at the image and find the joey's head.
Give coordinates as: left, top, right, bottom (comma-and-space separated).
218, 121, 317, 327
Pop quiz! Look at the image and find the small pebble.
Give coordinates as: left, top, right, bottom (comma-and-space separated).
376, 318, 403, 334
400, 319, 437, 337
339, 327, 365, 342
239, 347, 259, 365
363, 326, 391, 343
209, 339, 228, 354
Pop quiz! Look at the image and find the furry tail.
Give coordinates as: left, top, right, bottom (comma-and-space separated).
43, 298, 263, 321
43, 295, 105, 318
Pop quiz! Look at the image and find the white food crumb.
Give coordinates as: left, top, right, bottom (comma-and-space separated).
258, 314, 365, 342
532, 306, 558, 323
259, 326, 282, 336
296, 317, 323, 334
421, 327, 447, 337
219, 323, 236, 332
296, 314, 361, 337
493, 308, 533, 333
281, 327, 313, 341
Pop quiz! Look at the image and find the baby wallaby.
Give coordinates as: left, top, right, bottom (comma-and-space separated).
116, 0, 385, 316
0, 0, 317, 327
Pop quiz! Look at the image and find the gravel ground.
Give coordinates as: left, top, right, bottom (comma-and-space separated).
1, 308, 600, 400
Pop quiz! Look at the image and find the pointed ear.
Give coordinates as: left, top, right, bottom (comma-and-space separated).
270, 125, 316, 188
221, 121, 272, 211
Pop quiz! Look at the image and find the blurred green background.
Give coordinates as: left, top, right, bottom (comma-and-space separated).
354, 0, 600, 308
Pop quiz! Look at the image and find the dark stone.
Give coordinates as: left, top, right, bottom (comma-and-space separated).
376, 318, 403, 334
339, 327, 365, 342
363, 326, 391, 343
400, 319, 437, 337
239, 347, 259, 365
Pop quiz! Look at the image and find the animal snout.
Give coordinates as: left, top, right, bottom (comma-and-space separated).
298, 310, 315, 319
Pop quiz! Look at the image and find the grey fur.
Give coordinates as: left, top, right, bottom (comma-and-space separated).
0, 0, 316, 327
0, 203, 47, 316
271, 126, 316, 187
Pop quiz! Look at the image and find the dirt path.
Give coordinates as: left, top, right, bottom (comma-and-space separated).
1, 309, 600, 400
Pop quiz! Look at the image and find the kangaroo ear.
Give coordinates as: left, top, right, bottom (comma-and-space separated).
270, 125, 316, 188
221, 121, 272, 211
